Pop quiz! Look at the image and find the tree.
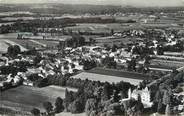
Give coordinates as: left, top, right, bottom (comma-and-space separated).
31, 108, 40, 116
127, 58, 136, 71
14, 45, 21, 54
154, 90, 162, 103
137, 94, 141, 103
107, 103, 124, 115
102, 83, 111, 101
7, 45, 21, 57
111, 44, 118, 52
112, 90, 119, 103
165, 104, 171, 116
111, 29, 114, 35
55, 97, 64, 113
85, 98, 97, 116
157, 45, 164, 55
33, 54, 42, 65
43, 102, 53, 114
136, 94, 144, 114
64, 89, 75, 111
69, 98, 84, 113
157, 100, 164, 114
163, 91, 171, 105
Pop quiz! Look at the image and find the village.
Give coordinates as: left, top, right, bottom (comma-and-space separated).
0, 3, 184, 116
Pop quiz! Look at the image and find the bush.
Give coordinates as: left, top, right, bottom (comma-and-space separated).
55, 97, 64, 113
31, 108, 40, 116
7, 45, 21, 57
69, 99, 84, 113
85, 98, 97, 116
174, 87, 183, 93
43, 102, 53, 114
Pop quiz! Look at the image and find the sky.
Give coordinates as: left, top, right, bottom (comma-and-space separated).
0, 0, 184, 7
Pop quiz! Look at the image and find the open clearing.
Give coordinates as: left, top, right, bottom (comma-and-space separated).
72, 67, 150, 85
0, 39, 27, 53
65, 23, 142, 33
0, 40, 9, 53
72, 72, 143, 85
0, 85, 76, 112
0, 33, 59, 50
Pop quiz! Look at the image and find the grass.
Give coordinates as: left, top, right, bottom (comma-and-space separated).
87, 67, 149, 80
0, 85, 71, 112
65, 23, 141, 33
0, 40, 9, 53
0, 33, 59, 50
150, 59, 184, 69
56, 112, 85, 116
72, 72, 143, 85
35, 40, 59, 48
10, 39, 43, 49
72, 67, 147, 85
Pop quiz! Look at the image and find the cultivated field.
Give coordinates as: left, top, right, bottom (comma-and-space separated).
72, 67, 150, 85
0, 39, 27, 53
72, 72, 143, 85
88, 67, 149, 80
36, 40, 59, 48
0, 40, 9, 53
10, 39, 43, 49
0, 85, 77, 113
65, 23, 142, 33
56, 112, 85, 116
0, 33, 59, 51
72, 67, 147, 85
150, 59, 184, 69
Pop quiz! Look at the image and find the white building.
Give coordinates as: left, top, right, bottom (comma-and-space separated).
121, 87, 153, 108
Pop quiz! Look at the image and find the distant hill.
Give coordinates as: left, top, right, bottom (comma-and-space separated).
0, 4, 184, 15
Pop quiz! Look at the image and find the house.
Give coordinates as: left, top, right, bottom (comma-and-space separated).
58, 37, 73, 50
121, 87, 153, 108
130, 87, 153, 108
23, 80, 33, 86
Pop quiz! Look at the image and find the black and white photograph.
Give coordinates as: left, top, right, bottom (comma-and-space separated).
0, 0, 184, 116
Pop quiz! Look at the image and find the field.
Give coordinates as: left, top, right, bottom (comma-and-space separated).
88, 67, 149, 80
150, 59, 184, 69
36, 40, 59, 48
72, 72, 143, 85
0, 85, 77, 113
65, 23, 142, 33
11, 39, 43, 49
0, 33, 59, 51
0, 39, 27, 53
72, 67, 148, 85
0, 40, 9, 53
56, 112, 85, 116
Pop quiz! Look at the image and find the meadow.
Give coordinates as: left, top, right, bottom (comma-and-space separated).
0, 85, 77, 113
